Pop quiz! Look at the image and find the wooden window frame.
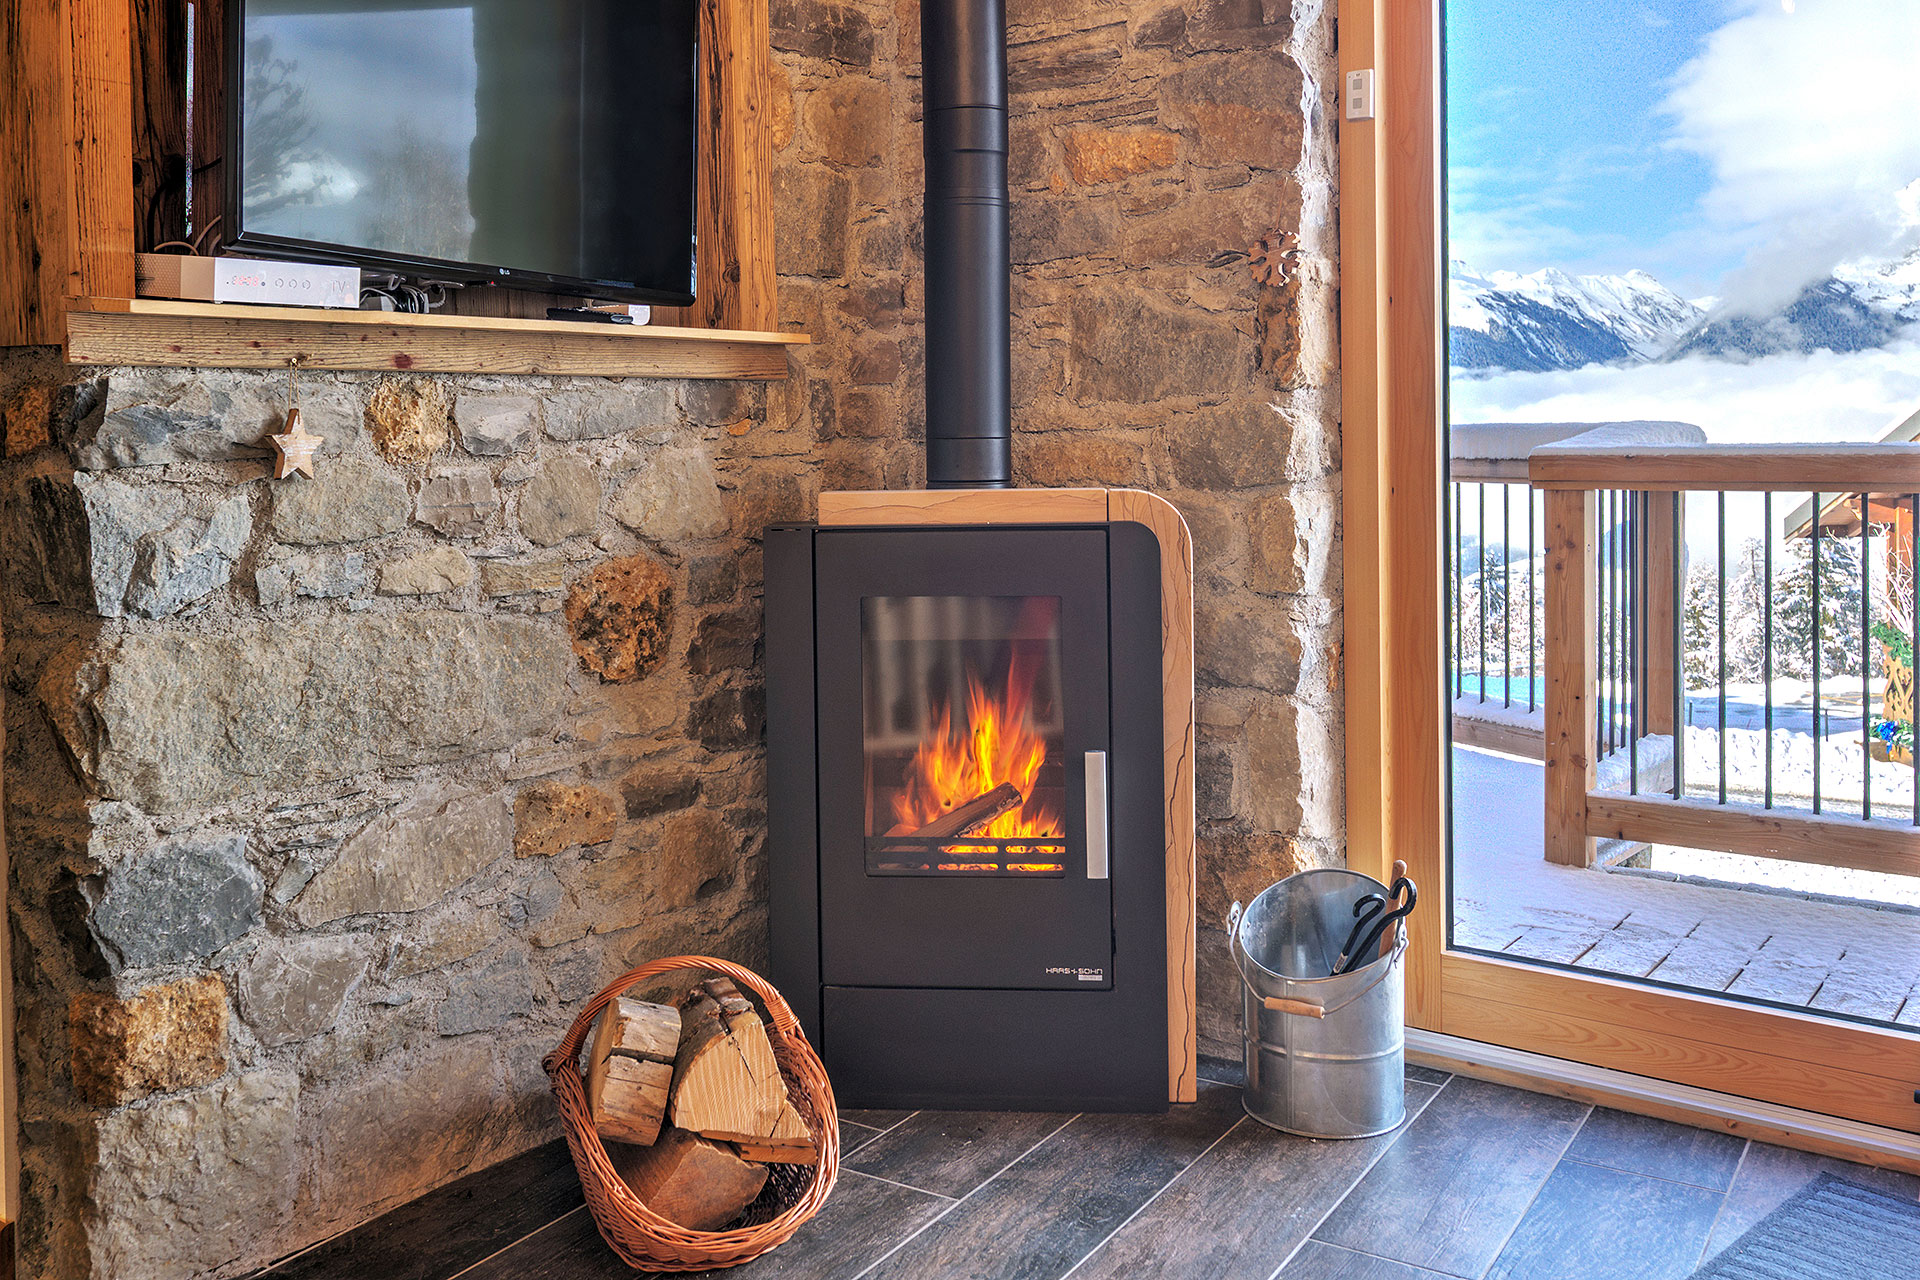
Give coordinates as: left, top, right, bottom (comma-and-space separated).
1338, 0, 1920, 1155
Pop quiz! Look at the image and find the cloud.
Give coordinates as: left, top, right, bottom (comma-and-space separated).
1660, 0, 1920, 315
1452, 330, 1920, 446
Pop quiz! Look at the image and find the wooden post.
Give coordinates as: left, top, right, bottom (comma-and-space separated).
130, 0, 188, 250
1641, 492, 1682, 738
68, 0, 138, 301
188, 0, 225, 248
1544, 489, 1598, 867
654, 0, 777, 331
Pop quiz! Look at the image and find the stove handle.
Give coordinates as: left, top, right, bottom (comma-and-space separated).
1085, 750, 1109, 880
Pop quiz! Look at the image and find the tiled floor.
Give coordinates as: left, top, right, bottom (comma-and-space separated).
250, 1061, 1920, 1280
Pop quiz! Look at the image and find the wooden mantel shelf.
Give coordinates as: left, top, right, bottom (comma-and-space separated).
63, 298, 810, 380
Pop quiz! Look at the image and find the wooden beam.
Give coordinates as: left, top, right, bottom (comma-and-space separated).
1442, 955, 1920, 1134
1530, 444, 1920, 494
1585, 791, 1920, 879
654, 0, 776, 331
817, 488, 1110, 527
1542, 489, 1597, 866
64, 298, 807, 378
68, 0, 137, 300
1451, 710, 1545, 760
1640, 492, 1680, 736
1, 0, 75, 344
1448, 458, 1529, 483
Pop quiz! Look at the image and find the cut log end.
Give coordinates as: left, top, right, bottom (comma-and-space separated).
606, 1128, 768, 1231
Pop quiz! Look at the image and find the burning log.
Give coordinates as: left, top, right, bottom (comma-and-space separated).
909, 781, 1024, 840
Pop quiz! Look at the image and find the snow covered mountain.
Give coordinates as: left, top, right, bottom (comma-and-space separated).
1670, 252, 1920, 361
1449, 262, 1704, 373
1452, 251, 1920, 374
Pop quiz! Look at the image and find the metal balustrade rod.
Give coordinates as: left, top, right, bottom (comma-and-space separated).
1763, 491, 1773, 810
1673, 490, 1685, 801
1718, 490, 1728, 806
1863, 492, 1872, 821
1630, 490, 1640, 795
1479, 482, 1487, 704
1503, 482, 1512, 709
1528, 486, 1537, 712
1813, 491, 1823, 815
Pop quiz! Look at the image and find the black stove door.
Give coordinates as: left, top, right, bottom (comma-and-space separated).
814, 526, 1113, 991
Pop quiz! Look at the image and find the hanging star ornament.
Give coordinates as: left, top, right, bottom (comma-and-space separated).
269, 407, 321, 479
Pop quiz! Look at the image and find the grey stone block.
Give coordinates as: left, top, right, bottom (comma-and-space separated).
39, 614, 570, 811
439, 951, 534, 1035
239, 936, 368, 1046
87, 834, 262, 971
292, 787, 512, 925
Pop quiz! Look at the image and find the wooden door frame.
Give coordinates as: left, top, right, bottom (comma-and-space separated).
1337, 0, 1920, 1150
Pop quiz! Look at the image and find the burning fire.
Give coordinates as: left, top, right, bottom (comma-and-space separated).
893, 649, 1062, 867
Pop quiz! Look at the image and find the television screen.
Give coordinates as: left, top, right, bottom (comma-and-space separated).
230, 0, 699, 306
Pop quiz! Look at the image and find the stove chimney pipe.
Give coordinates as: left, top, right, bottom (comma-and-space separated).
921, 0, 1011, 488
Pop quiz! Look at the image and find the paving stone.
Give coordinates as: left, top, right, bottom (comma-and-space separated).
69, 974, 229, 1106
1726, 956, 1828, 1006
292, 787, 512, 925
542, 384, 676, 441
88, 1071, 299, 1280
608, 445, 728, 542
1575, 923, 1684, 979
513, 780, 619, 857
40, 614, 570, 810
1504, 927, 1605, 965
453, 393, 537, 456
86, 835, 262, 971
73, 369, 356, 468
1806, 957, 1911, 1021
238, 935, 368, 1047
367, 378, 450, 464
563, 554, 675, 681
439, 951, 534, 1035
416, 470, 500, 536
271, 457, 411, 545
1646, 935, 1751, 991
255, 551, 368, 605
377, 546, 474, 596
518, 457, 601, 545
479, 558, 568, 597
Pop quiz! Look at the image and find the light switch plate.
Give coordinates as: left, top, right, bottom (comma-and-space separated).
1345, 69, 1376, 121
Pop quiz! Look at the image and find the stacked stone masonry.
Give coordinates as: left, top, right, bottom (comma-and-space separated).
0, 1, 1340, 1276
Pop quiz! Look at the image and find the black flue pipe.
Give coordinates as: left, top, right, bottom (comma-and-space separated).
921, 0, 1011, 488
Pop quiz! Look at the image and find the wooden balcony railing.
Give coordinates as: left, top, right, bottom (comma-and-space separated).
1528, 438, 1920, 874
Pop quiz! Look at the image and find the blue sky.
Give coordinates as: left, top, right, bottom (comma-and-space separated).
1446, 1, 1739, 294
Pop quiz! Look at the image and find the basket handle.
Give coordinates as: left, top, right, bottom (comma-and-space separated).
542, 955, 808, 1078
1261, 995, 1327, 1019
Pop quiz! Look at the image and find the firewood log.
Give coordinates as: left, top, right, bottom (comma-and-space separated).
909, 781, 1023, 840
586, 996, 680, 1146
669, 978, 818, 1163
605, 1127, 768, 1231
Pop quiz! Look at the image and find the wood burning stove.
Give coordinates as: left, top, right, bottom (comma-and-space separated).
766, 516, 1173, 1110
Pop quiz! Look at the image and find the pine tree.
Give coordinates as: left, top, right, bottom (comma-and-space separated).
1773, 536, 1864, 681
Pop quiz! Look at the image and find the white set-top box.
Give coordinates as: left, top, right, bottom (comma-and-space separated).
135, 254, 360, 309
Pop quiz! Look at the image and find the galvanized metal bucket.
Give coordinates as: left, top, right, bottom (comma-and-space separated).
1229, 868, 1408, 1139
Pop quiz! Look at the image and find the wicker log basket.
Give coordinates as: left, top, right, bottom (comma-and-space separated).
544, 956, 840, 1272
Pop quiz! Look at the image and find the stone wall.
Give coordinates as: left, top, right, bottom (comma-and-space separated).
0, 1, 1338, 1275
770, 0, 1345, 1056
0, 350, 817, 1279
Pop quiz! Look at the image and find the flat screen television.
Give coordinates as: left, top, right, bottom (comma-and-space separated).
226, 0, 700, 307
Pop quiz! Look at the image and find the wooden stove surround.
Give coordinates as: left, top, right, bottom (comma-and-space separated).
817, 487, 1199, 1105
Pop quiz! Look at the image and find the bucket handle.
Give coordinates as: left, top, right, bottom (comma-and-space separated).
1228, 902, 1409, 1022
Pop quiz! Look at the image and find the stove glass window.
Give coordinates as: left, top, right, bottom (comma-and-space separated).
861, 595, 1067, 876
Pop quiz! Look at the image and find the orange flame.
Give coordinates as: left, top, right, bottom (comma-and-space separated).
892, 650, 1061, 847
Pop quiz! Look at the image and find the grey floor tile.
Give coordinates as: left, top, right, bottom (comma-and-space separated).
844, 1109, 1073, 1199
1072, 1081, 1443, 1280
1312, 1076, 1590, 1278
1701, 1140, 1920, 1262
741, 1170, 950, 1280
1485, 1159, 1723, 1280
840, 1119, 885, 1158
862, 1082, 1244, 1280
1562, 1107, 1747, 1190
1405, 1064, 1452, 1087
840, 1108, 916, 1132
1281, 1241, 1456, 1279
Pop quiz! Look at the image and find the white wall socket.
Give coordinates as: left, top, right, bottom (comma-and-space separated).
1345, 69, 1376, 121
